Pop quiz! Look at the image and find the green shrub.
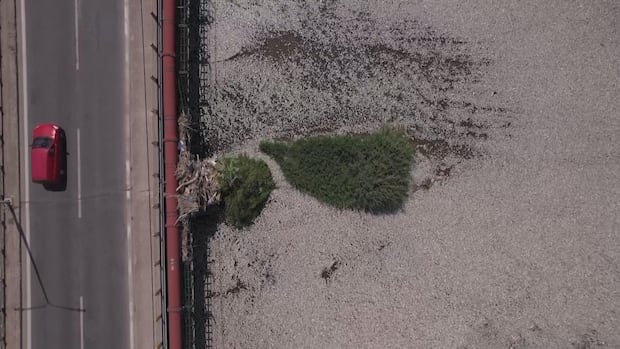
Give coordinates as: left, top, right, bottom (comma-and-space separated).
260, 127, 414, 213
217, 154, 275, 228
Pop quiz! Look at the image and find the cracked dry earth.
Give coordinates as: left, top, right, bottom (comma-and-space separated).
195, 1, 620, 348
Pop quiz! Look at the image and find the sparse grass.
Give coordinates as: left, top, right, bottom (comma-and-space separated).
260, 127, 415, 213
217, 154, 275, 228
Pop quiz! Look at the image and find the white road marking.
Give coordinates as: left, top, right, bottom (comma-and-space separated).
125, 197, 135, 349
125, 162, 135, 349
125, 161, 132, 199
74, 0, 79, 70
18, 0, 32, 346
123, 0, 135, 347
77, 128, 82, 218
79, 296, 85, 349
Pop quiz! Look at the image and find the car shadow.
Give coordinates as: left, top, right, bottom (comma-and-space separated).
43, 176, 67, 192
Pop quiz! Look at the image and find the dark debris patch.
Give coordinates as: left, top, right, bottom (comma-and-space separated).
203, 5, 515, 162
320, 260, 341, 284
409, 135, 476, 160
224, 279, 248, 297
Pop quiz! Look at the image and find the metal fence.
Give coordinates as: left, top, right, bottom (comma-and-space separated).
177, 0, 210, 156
176, 0, 213, 348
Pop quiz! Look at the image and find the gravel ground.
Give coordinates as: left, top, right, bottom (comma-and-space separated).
199, 1, 620, 348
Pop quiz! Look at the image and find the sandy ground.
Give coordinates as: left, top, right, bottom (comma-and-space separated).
198, 1, 620, 348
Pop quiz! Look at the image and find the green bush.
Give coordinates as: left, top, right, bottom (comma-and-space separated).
260, 127, 414, 213
217, 154, 275, 228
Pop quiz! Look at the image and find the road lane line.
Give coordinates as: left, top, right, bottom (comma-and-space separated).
123, 0, 136, 347
125, 160, 135, 349
79, 296, 85, 349
77, 128, 82, 218
74, 0, 80, 70
18, 0, 32, 346
125, 199, 135, 349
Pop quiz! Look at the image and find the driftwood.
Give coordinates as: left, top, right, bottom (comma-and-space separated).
176, 154, 221, 224
175, 112, 222, 261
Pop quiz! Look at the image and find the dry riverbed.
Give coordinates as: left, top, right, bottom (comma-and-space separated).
196, 1, 620, 348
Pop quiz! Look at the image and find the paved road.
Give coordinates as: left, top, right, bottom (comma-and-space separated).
24, 0, 131, 347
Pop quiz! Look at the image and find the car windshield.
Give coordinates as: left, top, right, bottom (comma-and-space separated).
32, 137, 53, 149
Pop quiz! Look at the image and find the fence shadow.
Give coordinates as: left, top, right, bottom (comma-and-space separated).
187, 205, 222, 348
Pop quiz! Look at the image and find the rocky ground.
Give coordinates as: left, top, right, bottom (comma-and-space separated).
196, 1, 620, 348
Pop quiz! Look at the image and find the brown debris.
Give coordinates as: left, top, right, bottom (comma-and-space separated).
176, 112, 222, 261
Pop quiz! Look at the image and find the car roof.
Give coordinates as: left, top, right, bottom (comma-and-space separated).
33, 123, 61, 138
31, 146, 52, 181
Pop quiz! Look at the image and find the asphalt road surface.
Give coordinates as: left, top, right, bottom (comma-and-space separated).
23, 0, 131, 347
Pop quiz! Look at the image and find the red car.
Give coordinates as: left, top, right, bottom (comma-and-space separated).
31, 123, 67, 190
